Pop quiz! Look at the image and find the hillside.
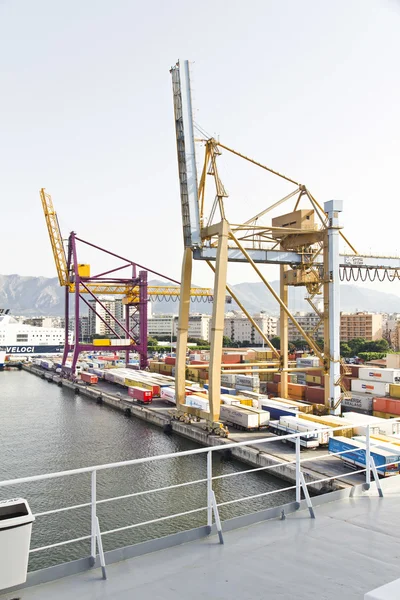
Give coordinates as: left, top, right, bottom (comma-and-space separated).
0, 274, 399, 317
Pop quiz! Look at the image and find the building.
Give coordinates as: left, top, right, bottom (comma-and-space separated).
383, 313, 400, 350
224, 311, 278, 345
148, 313, 212, 342
285, 312, 324, 342
87, 297, 125, 338
148, 314, 176, 339
340, 312, 383, 342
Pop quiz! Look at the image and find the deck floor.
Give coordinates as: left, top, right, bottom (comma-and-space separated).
3, 483, 400, 600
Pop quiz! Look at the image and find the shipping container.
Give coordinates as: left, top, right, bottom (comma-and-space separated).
271, 397, 313, 414
342, 411, 400, 436
296, 357, 320, 368
110, 339, 130, 346
372, 397, 400, 417
221, 354, 241, 364
279, 416, 331, 445
342, 393, 373, 413
305, 386, 325, 404
80, 372, 98, 385
160, 387, 176, 403
220, 373, 236, 386
305, 374, 323, 385
351, 379, 389, 396
93, 339, 111, 346
358, 368, 400, 384
260, 399, 299, 420
128, 386, 152, 403
389, 384, 400, 399
299, 414, 353, 437
185, 395, 210, 412
328, 436, 400, 476
235, 375, 260, 387
220, 404, 269, 430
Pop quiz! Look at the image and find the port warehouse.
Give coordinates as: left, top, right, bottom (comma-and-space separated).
28, 347, 400, 477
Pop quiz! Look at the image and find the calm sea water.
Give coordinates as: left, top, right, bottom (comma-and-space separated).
0, 371, 294, 570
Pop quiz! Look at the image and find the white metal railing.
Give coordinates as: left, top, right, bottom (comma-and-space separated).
0, 415, 398, 579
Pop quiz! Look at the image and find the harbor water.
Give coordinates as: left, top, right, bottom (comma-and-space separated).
0, 371, 294, 570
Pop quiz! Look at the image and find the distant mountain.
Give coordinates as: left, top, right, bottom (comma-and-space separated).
0, 274, 399, 317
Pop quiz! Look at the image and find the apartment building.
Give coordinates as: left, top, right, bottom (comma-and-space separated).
340, 312, 383, 342
224, 311, 278, 344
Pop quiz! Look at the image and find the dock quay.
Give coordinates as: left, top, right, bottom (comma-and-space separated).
22, 364, 362, 494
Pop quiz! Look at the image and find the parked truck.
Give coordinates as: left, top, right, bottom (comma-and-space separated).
80, 372, 98, 385
128, 386, 153, 404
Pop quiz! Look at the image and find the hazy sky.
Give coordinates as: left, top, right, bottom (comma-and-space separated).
1, 0, 400, 301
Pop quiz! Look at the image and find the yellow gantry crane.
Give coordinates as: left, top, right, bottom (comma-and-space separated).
40, 188, 217, 371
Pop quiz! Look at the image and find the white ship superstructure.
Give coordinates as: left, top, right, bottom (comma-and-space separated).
0, 314, 71, 355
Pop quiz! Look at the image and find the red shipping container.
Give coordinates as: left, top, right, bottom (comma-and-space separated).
273, 373, 281, 383
128, 386, 153, 403
165, 357, 176, 366
305, 386, 325, 404
190, 360, 208, 365
373, 397, 400, 416
80, 373, 98, 385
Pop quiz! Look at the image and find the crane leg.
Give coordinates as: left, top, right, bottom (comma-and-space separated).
209, 220, 229, 425
175, 248, 193, 412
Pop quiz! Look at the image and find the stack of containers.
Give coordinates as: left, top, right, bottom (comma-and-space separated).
349, 367, 400, 416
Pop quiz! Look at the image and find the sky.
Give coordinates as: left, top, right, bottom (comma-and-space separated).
1, 0, 400, 296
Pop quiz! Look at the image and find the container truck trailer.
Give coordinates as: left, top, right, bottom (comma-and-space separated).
328, 436, 400, 476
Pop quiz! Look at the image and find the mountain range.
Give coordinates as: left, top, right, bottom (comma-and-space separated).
0, 274, 399, 317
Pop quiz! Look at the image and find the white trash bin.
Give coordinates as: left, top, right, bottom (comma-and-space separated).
0, 498, 35, 590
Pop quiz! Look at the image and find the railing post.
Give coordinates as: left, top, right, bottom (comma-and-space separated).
295, 436, 301, 506
365, 424, 371, 490
207, 450, 212, 529
90, 470, 97, 565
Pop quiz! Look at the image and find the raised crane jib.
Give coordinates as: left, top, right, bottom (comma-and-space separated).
170, 60, 201, 249
40, 188, 69, 287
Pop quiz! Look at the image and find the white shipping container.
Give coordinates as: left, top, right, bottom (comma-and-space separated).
351, 379, 389, 396
220, 405, 267, 429
220, 374, 236, 386
185, 395, 210, 412
160, 387, 176, 402
280, 416, 331, 445
358, 368, 400, 384
296, 357, 320, 368
235, 375, 260, 387
342, 393, 373, 412
340, 412, 400, 436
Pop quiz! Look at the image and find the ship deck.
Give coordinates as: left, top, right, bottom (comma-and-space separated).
4, 478, 400, 600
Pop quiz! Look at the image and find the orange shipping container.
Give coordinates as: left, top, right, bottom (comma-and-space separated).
373, 397, 400, 416
222, 354, 241, 364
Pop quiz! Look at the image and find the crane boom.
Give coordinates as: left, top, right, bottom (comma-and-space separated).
40, 189, 214, 300
40, 188, 69, 287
